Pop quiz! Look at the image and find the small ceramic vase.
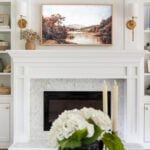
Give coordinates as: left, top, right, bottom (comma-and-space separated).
25, 40, 36, 50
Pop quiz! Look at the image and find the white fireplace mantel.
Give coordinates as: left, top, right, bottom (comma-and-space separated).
8, 50, 144, 150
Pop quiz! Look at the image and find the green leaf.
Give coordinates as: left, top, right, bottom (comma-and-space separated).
102, 132, 125, 150
72, 128, 88, 141
82, 119, 103, 146
59, 139, 81, 150
58, 128, 88, 150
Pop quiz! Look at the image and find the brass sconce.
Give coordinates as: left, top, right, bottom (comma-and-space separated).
17, 1, 27, 39
126, 3, 138, 41
18, 15, 27, 39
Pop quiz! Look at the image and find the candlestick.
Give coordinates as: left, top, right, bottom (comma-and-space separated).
112, 80, 119, 132
103, 80, 108, 114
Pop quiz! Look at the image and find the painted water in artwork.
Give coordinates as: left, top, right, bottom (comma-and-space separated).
42, 5, 112, 45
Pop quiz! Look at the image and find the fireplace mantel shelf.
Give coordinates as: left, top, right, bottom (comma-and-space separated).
8, 50, 144, 150
8, 50, 143, 62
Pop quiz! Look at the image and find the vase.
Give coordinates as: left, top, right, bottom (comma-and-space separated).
25, 40, 36, 50
59, 141, 103, 150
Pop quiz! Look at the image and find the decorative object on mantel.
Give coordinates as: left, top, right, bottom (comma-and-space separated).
17, 1, 27, 39
0, 84, 10, 95
0, 58, 4, 72
126, 3, 138, 41
22, 29, 40, 50
0, 40, 9, 50
3, 64, 11, 73
41, 5, 112, 46
49, 108, 124, 150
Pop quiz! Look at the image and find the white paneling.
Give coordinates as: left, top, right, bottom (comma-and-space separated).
29, 66, 127, 79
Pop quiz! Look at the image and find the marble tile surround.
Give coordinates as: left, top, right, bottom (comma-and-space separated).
30, 79, 125, 141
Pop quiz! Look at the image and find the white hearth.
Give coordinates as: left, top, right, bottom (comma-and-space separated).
8, 50, 144, 150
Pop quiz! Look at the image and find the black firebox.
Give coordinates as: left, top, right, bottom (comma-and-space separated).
44, 91, 111, 131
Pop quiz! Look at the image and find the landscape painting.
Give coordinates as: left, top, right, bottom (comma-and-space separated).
42, 5, 112, 46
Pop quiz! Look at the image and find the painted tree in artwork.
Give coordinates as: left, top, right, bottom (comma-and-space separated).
42, 14, 67, 42
99, 16, 112, 44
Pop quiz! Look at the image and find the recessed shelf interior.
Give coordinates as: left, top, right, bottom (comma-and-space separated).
144, 4, 150, 48
0, 2, 10, 12
144, 54, 150, 73
0, 32, 11, 49
0, 75, 10, 87
145, 76, 150, 95
0, 3, 11, 30
144, 3, 150, 98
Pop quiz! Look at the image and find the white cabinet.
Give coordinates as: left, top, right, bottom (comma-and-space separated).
144, 104, 150, 142
0, 103, 10, 142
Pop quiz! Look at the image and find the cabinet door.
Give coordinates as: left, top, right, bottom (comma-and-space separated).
0, 104, 10, 142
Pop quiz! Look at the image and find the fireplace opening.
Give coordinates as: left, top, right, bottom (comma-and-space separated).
44, 91, 111, 131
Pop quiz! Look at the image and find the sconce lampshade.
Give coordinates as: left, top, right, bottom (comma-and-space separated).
128, 3, 138, 17
17, 1, 27, 17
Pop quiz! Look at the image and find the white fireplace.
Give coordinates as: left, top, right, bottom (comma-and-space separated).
8, 50, 144, 150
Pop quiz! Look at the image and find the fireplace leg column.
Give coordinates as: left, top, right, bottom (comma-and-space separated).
125, 66, 142, 144
12, 66, 30, 143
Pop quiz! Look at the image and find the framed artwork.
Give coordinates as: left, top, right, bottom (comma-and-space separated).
0, 14, 9, 27
41, 5, 113, 46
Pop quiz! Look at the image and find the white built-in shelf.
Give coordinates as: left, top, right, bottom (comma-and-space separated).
145, 73, 150, 76
144, 30, 150, 33
144, 96, 150, 103
145, 51, 150, 54
0, 94, 11, 97
0, 72, 11, 76
0, 29, 11, 32
0, 94, 12, 103
145, 95, 150, 97
0, 50, 9, 54
0, 0, 11, 3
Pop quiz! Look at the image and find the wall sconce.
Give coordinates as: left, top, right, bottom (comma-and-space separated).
17, 1, 27, 39
126, 3, 138, 41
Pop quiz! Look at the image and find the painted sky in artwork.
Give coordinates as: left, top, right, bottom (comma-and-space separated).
42, 5, 112, 27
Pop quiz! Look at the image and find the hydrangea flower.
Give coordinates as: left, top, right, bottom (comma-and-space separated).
49, 108, 112, 147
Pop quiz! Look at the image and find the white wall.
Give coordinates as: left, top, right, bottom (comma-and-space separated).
13, 0, 143, 50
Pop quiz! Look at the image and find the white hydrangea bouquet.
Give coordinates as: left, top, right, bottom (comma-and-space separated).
49, 108, 124, 150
